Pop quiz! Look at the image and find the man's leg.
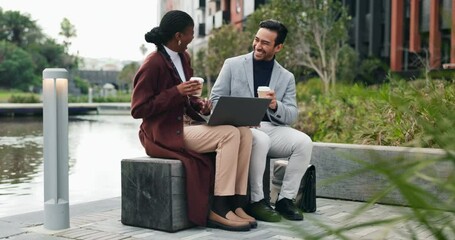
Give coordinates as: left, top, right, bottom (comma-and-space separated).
259, 122, 313, 220
245, 127, 282, 222
249, 128, 270, 202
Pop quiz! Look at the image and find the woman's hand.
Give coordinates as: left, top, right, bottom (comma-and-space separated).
198, 98, 212, 115
177, 80, 200, 96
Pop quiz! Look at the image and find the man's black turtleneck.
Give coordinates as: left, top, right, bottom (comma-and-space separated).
253, 57, 274, 98
253, 56, 275, 121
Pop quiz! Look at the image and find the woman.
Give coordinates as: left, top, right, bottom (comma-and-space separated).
131, 10, 256, 231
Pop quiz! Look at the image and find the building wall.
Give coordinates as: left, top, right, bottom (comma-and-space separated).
344, 0, 453, 72
158, 0, 454, 73
157, 0, 262, 57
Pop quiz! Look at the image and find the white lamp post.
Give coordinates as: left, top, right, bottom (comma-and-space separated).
42, 68, 70, 230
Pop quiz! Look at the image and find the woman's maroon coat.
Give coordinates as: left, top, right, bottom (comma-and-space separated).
130, 50, 213, 226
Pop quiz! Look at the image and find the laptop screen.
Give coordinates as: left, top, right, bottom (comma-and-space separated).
207, 96, 271, 127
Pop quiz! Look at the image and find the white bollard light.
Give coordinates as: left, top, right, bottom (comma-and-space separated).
42, 68, 70, 230
88, 87, 93, 103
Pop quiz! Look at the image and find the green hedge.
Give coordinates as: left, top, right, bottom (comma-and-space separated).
294, 78, 455, 149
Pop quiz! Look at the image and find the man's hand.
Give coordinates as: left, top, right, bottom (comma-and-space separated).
266, 90, 277, 111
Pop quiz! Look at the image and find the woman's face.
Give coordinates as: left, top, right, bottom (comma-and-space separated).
177, 25, 194, 52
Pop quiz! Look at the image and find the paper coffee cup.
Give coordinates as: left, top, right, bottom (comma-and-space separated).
190, 77, 204, 96
257, 86, 271, 98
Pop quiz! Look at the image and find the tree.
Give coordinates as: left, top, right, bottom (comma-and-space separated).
204, 24, 250, 86
0, 9, 43, 48
59, 17, 80, 69
0, 10, 79, 90
245, 0, 351, 93
297, 0, 350, 92
245, 0, 305, 75
192, 24, 250, 94
139, 44, 148, 57
59, 17, 77, 51
192, 48, 210, 92
0, 41, 37, 90
118, 62, 140, 92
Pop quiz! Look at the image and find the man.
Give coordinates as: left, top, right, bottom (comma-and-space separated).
210, 19, 313, 222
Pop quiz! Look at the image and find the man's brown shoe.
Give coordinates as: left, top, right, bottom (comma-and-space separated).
207, 211, 251, 231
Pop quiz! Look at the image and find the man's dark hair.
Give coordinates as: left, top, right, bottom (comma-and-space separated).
259, 19, 288, 46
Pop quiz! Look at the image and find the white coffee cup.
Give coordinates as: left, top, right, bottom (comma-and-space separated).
257, 86, 271, 98
190, 77, 204, 96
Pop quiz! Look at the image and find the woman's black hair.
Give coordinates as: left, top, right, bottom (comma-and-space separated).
144, 10, 194, 49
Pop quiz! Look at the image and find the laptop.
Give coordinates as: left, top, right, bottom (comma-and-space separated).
205, 96, 271, 127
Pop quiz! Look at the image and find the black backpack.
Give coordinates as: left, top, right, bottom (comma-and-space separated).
296, 165, 316, 212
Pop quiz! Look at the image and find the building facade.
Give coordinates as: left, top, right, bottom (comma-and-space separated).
158, 0, 267, 55
160, 0, 455, 73
344, 0, 454, 72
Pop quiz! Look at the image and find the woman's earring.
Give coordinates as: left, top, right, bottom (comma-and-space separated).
178, 40, 181, 46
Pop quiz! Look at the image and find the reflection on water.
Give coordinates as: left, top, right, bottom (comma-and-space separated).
0, 118, 43, 186
0, 115, 145, 217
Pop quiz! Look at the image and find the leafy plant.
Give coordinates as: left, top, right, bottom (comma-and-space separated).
8, 94, 40, 103
293, 77, 455, 239
0, 41, 37, 91
205, 24, 251, 79
295, 78, 455, 149
73, 76, 90, 94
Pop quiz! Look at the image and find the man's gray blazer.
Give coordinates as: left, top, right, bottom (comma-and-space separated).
210, 52, 298, 126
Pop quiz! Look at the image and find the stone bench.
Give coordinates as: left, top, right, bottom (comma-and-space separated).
121, 156, 275, 232
121, 143, 451, 232
311, 142, 450, 206
121, 157, 193, 232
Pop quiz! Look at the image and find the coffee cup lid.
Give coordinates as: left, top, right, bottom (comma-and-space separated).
257, 86, 270, 91
190, 77, 204, 83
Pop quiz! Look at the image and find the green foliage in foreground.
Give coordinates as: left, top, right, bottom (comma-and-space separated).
295, 78, 455, 149
293, 79, 455, 239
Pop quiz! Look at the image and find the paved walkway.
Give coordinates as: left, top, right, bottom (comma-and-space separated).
1, 197, 452, 240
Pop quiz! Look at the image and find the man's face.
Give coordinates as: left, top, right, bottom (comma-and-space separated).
252, 28, 282, 61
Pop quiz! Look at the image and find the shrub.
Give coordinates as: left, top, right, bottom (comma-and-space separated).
73, 76, 90, 94
295, 78, 454, 149
8, 94, 40, 103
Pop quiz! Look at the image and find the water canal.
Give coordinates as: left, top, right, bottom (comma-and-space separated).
0, 115, 144, 217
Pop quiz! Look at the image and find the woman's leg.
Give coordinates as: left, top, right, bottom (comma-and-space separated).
184, 125, 252, 231
234, 127, 253, 195
184, 125, 241, 196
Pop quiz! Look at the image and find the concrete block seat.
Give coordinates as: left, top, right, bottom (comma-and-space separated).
121, 157, 192, 232
121, 143, 451, 232
121, 155, 277, 232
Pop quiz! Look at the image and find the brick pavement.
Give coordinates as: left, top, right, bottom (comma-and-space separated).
1, 197, 453, 240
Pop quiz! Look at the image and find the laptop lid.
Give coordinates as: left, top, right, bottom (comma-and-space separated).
207, 96, 271, 127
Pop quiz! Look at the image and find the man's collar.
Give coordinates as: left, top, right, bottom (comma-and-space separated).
253, 55, 275, 65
